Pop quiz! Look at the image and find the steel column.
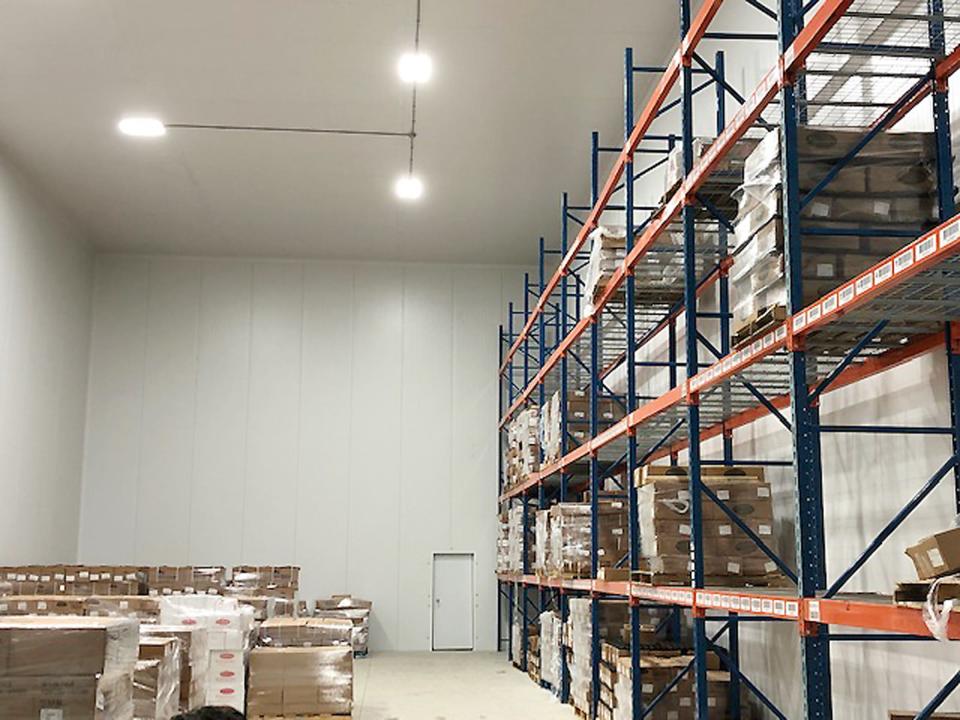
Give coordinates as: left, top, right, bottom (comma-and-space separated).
780, 0, 831, 716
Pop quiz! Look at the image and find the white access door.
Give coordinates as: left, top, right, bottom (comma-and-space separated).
432, 552, 475, 651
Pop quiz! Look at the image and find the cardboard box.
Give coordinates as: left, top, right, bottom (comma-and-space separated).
248, 646, 353, 716
0, 595, 85, 616
141, 625, 209, 712
906, 527, 960, 580
0, 673, 134, 719
259, 616, 353, 647
0, 616, 139, 677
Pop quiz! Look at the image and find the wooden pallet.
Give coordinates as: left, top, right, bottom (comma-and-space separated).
733, 304, 787, 348
894, 577, 960, 605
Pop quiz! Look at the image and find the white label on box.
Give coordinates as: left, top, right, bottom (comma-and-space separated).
816, 263, 834, 278
28, 574, 38, 582
719, 525, 732, 536
0, 603, 7, 612
765, 561, 778, 574
759, 524, 772, 535
611, 528, 623, 536
928, 547, 946, 568
40, 710, 64, 720
40, 574, 50, 582
757, 487, 770, 498
119, 600, 129, 609
16, 602, 26, 611
65, 575, 75, 582
668, 712, 679, 720
16, 574, 25, 582
717, 490, 730, 501
874, 200, 891, 216
708, 697, 718, 708
810, 201, 830, 217
89, 573, 99, 581
37, 601, 47, 610
610, 501, 623, 509
679, 524, 691, 536
727, 562, 740, 574
642, 683, 654, 694
680, 697, 692, 707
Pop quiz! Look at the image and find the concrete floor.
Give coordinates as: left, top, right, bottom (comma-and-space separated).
353, 651, 574, 720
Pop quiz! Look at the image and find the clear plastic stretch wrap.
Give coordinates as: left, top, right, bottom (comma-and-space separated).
0, 616, 140, 676
547, 501, 628, 578
635, 466, 780, 583
540, 389, 625, 464
506, 406, 540, 488
233, 595, 297, 620
259, 617, 353, 648
144, 566, 225, 596
134, 649, 181, 720
539, 390, 561, 464
247, 646, 353, 717
0, 616, 139, 719
159, 595, 254, 651
567, 599, 593, 713
731, 126, 937, 340
534, 509, 551, 574
0, 672, 135, 719
226, 565, 299, 599
496, 513, 511, 573
140, 625, 209, 713
583, 226, 627, 317
84, 596, 162, 622
507, 505, 526, 573
511, 615, 522, 666
314, 595, 372, 655
538, 610, 562, 692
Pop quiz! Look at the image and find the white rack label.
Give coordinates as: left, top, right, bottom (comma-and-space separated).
838, 284, 855, 306
894, 248, 914, 274
916, 235, 936, 260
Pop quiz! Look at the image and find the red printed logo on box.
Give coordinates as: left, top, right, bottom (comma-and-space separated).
215, 618, 231, 626
182, 618, 197, 625
219, 688, 235, 695
220, 671, 235, 678
219, 652, 235, 660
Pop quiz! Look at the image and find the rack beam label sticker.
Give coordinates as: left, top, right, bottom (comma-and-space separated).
894, 248, 914, 274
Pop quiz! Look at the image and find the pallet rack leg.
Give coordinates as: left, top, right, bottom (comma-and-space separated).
779, 1, 832, 717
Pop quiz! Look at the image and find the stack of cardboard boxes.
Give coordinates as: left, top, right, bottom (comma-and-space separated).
140, 625, 209, 713
541, 389, 626, 464
635, 465, 782, 585
613, 655, 734, 719
135, 636, 181, 719
731, 126, 937, 343
0, 616, 139, 718
144, 566, 225, 596
505, 406, 540, 489
248, 618, 354, 718
0, 564, 142, 596
227, 565, 299, 599
315, 595, 374, 656
548, 500, 629, 579
539, 610, 562, 691
159, 595, 255, 712
247, 645, 353, 718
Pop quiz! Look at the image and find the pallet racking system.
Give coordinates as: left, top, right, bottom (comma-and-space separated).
497, 1, 960, 718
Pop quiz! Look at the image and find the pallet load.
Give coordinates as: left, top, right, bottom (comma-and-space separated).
0, 595, 86, 616
541, 389, 626, 464
227, 565, 299, 600
159, 595, 255, 711
527, 632, 541, 683
0, 616, 139, 718
258, 616, 353, 648
496, 512, 511, 573
247, 646, 353, 718
731, 126, 937, 345
534, 509, 551, 574
548, 500, 628, 578
143, 566, 225, 597
505, 406, 540, 489
507, 504, 534, 574
140, 625, 209, 713
315, 595, 373, 656
0, 565, 144, 596
135, 636, 181, 719
613, 654, 734, 720
539, 610, 562, 691
635, 465, 781, 586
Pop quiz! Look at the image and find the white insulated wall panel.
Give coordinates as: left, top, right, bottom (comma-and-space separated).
79, 254, 521, 651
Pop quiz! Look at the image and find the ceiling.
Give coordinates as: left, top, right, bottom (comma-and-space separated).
0, 1, 678, 265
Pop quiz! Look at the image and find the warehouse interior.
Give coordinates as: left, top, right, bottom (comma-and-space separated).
1, 1, 960, 719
